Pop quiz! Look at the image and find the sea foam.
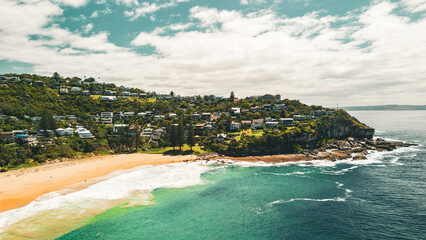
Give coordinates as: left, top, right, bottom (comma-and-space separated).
0, 162, 211, 233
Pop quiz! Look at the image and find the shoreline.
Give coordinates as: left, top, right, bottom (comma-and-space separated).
0, 153, 197, 213
0, 138, 415, 214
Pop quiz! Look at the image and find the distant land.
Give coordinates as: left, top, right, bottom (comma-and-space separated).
342, 105, 426, 111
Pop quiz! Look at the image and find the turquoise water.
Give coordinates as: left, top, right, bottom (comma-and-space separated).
57, 111, 425, 239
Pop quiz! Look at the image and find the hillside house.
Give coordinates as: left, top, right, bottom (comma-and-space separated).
279, 118, 295, 127
230, 122, 241, 131
216, 134, 227, 142
265, 121, 279, 128
252, 119, 264, 129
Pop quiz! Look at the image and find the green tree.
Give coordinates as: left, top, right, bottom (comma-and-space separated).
169, 124, 177, 150
177, 119, 184, 151
131, 127, 143, 152
187, 121, 195, 151
39, 110, 57, 130
230, 91, 235, 102
52, 72, 60, 81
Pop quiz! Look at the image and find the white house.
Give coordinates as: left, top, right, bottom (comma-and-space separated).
230, 122, 241, 131
169, 113, 178, 118
56, 127, 74, 136
75, 127, 94, 139
71, 87, 81, 92
101, 96, 117, 101
121, 91, 130, 96
273, 104, 286, 112
293, 115, 308, 121
231, 107, 241, 115
216, 134, 227, 142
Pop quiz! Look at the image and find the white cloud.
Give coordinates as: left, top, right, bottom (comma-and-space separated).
401, 0, 426, 12
119, 0, 190, 20
0, 0, 425, 106
83, 23, 94, 33
53, 0, 89, 8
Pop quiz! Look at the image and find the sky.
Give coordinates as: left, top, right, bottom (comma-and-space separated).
0, 0, 425, 106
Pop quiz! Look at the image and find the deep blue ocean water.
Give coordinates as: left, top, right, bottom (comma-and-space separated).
55, 111, 425, 240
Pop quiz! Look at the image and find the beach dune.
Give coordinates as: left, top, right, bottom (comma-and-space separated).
0, 154, 196, 213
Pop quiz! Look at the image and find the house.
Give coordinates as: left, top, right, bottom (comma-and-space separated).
71, 87, 81, 92
56, 127, 74, 136
104, 90, 117, 96
154, 115, 165, 120
211, 112, 221, 121
274, 94, 281, 103
261, 104, 273, 111
279, 118, 295, 127
30, 117, 41, 122
169, 113, 178, 119
123, 112, 135, 118
101, 96, 117, 101
130, 93, 139, 97
101, 112, 114, 118
113, 124, 129, 134
273, 104, 286, 112
265, 121, 279, 128
251, 106, 261, 113
230, 122, 241, 131
82, 90, 90, 96
194, 123, 206, 135
75, 127, 94, 139
139, 93, 147, 98
141, 128, 153, 138
67, 115, 78, 122
241, 109, 249, 115
252, 119, 264, 129
128, 125, 141, 135
93, 91, 102, 95
231, 107, 241, 115
59, 87, 69, 94
121, 91, 130, 96
241, 120, 252, 128
22, 78, 32, 84
152, 129, 165, 140
115, 112, 124, 120
262, 94, 274, 100
192, 113, 201, 120
216, 134, 227, 142
0, 115, 7, 120
204, 124, 213, 131
201, 113, 211, 120
293, 115, 308, 121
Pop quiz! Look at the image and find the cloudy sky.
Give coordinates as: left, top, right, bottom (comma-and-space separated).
0, 0, 425, 106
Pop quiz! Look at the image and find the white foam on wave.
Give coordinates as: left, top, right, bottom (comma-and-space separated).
0, 162, 211, 233
266, 182, 351, 207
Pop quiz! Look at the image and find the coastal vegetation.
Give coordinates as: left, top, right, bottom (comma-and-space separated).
0, 73, 374, 170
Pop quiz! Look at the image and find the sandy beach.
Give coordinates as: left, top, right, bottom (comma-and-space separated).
0, 154, 197, 213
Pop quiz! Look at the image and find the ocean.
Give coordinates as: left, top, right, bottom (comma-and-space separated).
1, 111, 425, 239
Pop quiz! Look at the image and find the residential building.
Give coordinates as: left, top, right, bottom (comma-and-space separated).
101, 96, 117, 101
121, 91, 130, 96
241, 120, 252, 128
230, 122, 241, 131
293, 115, 308, 121
82, 90, 90, 96
194, 122, 206, 135
231, 107, 241, 115
139, 93, 147, 98
265, 121, 279, 128
141, 128, 153, 138
273, 104, 286, 112
201, 113, 211, 120
192, 113, 201, 120
279, 118, 295, 127
252, 119, 264, 129
75, 127, 94, 139
71, 87, 82, 92
261, 104, 273, 111
154, 115, 165, 120
113, 124, 129, 134
216, 134, 227, 142
34, 81, 45, 87
59, 87, 69, 94
123, 112, 135, 118
169, 113, 178, 119
251, 106, 261, 113
56, 127, 74, 136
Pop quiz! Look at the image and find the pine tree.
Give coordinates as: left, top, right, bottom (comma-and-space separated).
169, 124, 177, 150
39, 110, 56, 130
230, 91, 235, 102
177, 119, 184, 151
187, 122, 195, 151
